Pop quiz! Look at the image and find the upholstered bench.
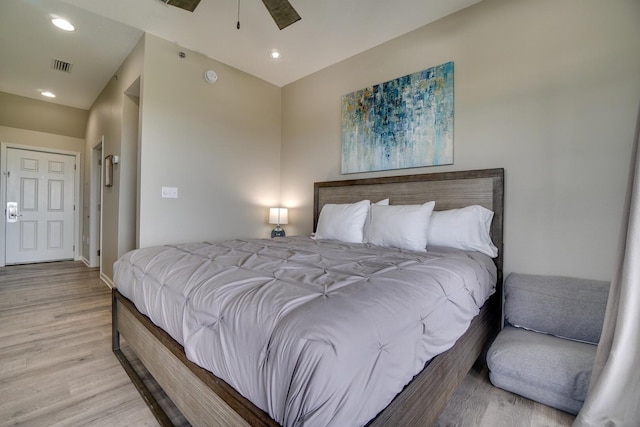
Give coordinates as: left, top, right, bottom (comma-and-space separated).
486, 273, 609, 414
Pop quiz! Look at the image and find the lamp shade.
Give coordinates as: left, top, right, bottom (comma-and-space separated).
269, 207, 288, 225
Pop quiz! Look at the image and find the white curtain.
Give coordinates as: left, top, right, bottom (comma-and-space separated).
574, 101, 640, 426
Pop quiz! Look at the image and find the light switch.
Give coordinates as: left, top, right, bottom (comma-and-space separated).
161, 187, 178, 199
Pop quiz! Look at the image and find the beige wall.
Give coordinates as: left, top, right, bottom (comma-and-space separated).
280, 0, 640, 281
84, 36, 144, 279
0, 91, 87, 139
137, 34, 282, 248
0, 126, 84, 154
85, 33, 282, 280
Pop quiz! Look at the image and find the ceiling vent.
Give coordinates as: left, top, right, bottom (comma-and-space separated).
51, 58, 73, 73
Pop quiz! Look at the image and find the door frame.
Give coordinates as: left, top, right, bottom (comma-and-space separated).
88, 137, 103, 269
0, 142, 81, 267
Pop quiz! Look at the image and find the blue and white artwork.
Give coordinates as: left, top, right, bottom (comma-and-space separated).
341, 61, 454, 174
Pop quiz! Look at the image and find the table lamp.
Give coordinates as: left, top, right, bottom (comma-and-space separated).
269, 208, 288, 238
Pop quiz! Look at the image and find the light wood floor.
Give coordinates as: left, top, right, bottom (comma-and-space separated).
0, 261, 576, 426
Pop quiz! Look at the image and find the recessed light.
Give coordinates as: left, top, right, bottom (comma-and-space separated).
41, 91, 56, 98
52, 18, 75, 32
270, 50, 281, 59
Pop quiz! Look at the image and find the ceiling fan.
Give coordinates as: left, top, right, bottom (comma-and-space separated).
160, 0, 301, 30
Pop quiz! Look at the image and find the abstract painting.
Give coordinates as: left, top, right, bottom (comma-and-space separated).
341, 61, 454, 174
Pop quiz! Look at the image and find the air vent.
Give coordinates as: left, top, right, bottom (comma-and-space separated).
51, 58, 73, 73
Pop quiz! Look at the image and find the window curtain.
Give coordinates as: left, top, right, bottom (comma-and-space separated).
574, 101, 640, 426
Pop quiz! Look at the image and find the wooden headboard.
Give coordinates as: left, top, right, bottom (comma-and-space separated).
313, 168, 505, 283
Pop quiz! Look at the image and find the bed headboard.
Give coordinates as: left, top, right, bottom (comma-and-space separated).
313, 168, 504, 282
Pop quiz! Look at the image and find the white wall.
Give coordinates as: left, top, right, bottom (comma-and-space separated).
280, 0, 640, 281
137, 35, 282, 248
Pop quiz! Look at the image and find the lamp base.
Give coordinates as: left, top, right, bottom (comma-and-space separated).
271, 225, 286, 238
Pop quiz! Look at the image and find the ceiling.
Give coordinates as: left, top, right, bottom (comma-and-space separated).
0, 0, 481, 110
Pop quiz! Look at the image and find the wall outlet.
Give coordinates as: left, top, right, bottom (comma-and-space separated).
161, 186, 178, 199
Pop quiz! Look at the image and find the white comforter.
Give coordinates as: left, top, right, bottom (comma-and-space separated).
114, 236, 496, 426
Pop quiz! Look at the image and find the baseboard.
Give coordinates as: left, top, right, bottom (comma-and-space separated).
101, 272, 114, 289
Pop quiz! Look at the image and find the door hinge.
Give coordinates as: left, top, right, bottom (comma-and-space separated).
98, 249, 101, 256
73, 245, 75, 252
74, 163, 77, 170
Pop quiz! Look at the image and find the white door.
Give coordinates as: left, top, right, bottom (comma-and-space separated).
5, 148, 75, 264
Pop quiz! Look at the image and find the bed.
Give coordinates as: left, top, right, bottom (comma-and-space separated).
112, 168, 504, 426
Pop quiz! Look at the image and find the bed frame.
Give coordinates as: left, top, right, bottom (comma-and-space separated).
112, 168, 504, 426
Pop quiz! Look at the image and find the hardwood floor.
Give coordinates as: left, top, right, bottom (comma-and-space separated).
0, 261, 576, 426
437, 361, 575, 427
0, 261, 160, 426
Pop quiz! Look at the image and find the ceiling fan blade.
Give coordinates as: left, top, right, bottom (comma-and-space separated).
163, 0, 201, 13
261, 0, 301, 30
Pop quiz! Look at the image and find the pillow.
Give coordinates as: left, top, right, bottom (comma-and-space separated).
363, 198, 389, 239
366, 202, 435, 251
427, 205, 498, 257
313, 199, 371, 243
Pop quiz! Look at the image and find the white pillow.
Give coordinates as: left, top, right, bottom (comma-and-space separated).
363, 198, 389, 239
366, 202, 435, 251
314, 199, 371, 243
427, 205, 498, 257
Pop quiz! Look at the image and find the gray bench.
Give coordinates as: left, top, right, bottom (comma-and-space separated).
486, 273, 609, 414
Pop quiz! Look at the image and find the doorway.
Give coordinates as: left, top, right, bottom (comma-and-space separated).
89, 138, 103, 269
1, 144, 80, 265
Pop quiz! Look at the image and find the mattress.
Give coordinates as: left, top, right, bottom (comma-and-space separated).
114, 236, 496, 427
